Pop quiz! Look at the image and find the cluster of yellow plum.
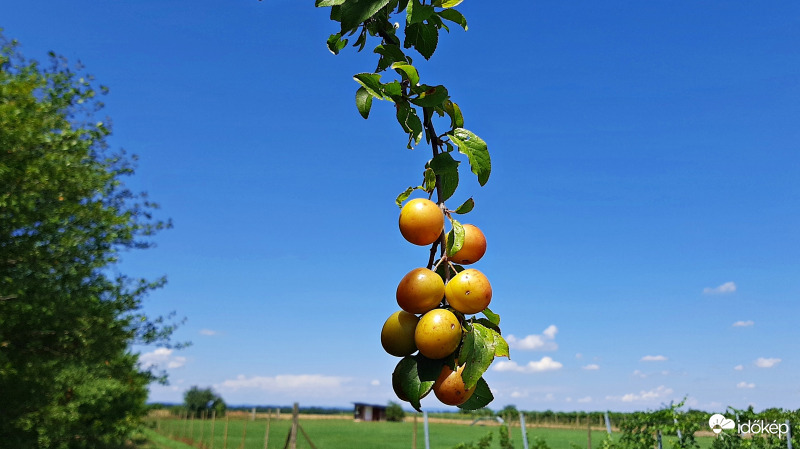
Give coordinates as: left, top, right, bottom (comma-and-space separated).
381, 198, 491, 406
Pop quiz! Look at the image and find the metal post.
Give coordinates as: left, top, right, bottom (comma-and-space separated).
604, 411, 612, 435
520, 413, 529, 449
423, 411, 430, 449
786, 420, 793, 449
675, 417, 682, 443
657, 430, 662, 449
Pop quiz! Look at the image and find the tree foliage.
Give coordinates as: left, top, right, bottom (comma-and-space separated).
386, 401, 406, 422
183, 386, 226, 418
0, 34, 179, 448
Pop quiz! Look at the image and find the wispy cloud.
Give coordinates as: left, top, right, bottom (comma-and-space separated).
217, 374, 351, 392
734, 365, 744, 371
732, 321, 754, 328
582, 364, 600, 371
199, 329, 219, 336
641, 355, 668, 362
139, 348, 187, 370
736, 382, 755, 389
703, 282, 736, 295
607, 385, 674, 403
755, 357, 781, 368
577, 396, 593, 403
506, 325, 558, 351
493, 357, 563, 373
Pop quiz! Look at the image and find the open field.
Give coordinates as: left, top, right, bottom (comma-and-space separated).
148, 416, 716, 449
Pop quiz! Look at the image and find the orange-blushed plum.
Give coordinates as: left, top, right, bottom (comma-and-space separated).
399, 198, 444, 246
381, 310, 419, 357
433, 363, 475, 406
396, 267, 445, 314
443, 269, 492, 315
448, 224, 487, 265
414, 309, 461, 359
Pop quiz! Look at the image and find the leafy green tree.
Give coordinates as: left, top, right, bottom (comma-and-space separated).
0, 34, 179, 448
184, 386, 226, 418
385, 401, 406, 422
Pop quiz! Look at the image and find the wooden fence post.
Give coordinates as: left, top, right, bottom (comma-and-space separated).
413, 413, 418, 449
239, 419, 248, 449
211, 411, 217, 449
263, 409, 272, 449
587, 417, 592, 449
223, 416, 230, 449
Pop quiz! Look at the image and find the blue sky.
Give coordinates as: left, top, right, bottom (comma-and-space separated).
5, 1, 799, 412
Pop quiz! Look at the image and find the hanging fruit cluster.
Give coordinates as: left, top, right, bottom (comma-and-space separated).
315, 0, 510, 410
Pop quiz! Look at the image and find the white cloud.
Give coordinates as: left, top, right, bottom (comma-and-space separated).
138, 348, 187, 370
370, 379, 380, 386
575, 353, 583, 359
633, 370, 647, 378
199, 329, 219, 336
607, 386, 674, 403
755, 357, 781, 368
577, 396, 593, 403
641, 355, 668, 362
737, 382, 755, 389
582, 364, 600, 371
703, 282, 737, 295
734, 365, 744, 371
217, 374, 350, 392
493, 357, 563, 373
505, 325, 558, 351
732, 321, 754, 327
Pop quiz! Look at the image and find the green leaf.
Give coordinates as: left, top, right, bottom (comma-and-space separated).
341, 0, 392, 32
407, 0, 435, 25
446, 217, 465, 257
353, 73, 384, 99
481, 307, 500, 326
375, 44, 408, 71
404, 22, 439, 60
453, 197, 474, 214
316, 0, 346, 6
396, 102, 423, 148
382, 80, 403, 99
396, 186, 421, 207
457, 377, 493, 410
443, 100, 464, 129
458, 322, 497, 389
494, 333, 510, 359
326, 33, 349, 55
423, 167, 436, 193
437, 9, 468, 30
434, 0, 464, 7
410, 85, 449, 108
391, 62, 420, 86
474, 317, 501, 334
355, 86, 373, 119
396, 0, 410, 13
448, 128, 491, 186
392, 355, 441, 412
429, 152, 459, 201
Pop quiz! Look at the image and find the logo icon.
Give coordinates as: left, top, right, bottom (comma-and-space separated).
709, 414, 736, 434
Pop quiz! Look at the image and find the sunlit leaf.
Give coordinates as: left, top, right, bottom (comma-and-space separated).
448, 128, 490, 186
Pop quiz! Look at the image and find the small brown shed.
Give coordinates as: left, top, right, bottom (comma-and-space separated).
353, 403, 387, 422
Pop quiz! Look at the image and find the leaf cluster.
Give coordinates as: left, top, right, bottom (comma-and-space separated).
0, 35, 182, 447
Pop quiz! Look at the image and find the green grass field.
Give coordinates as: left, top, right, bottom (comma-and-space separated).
148, 417, 716, 449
